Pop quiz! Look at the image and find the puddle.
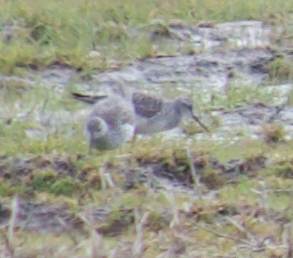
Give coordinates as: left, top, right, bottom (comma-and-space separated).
0, 20, 293, 140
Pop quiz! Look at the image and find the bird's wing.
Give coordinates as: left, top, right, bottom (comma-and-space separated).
90, 95, 135, 126
119, 100, 136, 125
71, 92, 108, 104
132, 92, 163, 118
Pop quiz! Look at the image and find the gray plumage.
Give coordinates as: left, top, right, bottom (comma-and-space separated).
85, 95, 136, 152
72, 91, 209, 139
131, 92, 209, 134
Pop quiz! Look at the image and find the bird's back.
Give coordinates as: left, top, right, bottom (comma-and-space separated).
133, 94, 183, 134
89, 95, 135, 127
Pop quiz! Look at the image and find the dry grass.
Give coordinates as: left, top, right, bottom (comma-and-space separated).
0, 84, 289, 258
1, 131, 293, 257
1, 0, 293, 257
0, 0, 293, 74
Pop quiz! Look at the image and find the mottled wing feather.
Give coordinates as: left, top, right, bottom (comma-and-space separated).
132, 92, 163, 118
90, 95, 135, 127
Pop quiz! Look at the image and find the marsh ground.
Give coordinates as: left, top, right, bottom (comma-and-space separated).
1, 0, 293, 257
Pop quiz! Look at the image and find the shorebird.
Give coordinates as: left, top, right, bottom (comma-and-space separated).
72, 91, 209, 141
130, 92, 209, 134
85, 95, 136, 154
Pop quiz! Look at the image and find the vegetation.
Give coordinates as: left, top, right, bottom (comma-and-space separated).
0, 0, 292, 74
1, 0, 293, 257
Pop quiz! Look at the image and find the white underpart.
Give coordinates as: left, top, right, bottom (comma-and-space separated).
121, 123, 136, 142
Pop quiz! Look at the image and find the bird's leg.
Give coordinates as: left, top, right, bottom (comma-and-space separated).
88, 146, 93, 156
131, 134, 137, 147
88, 141, 94, 156
131, 127, 138, 148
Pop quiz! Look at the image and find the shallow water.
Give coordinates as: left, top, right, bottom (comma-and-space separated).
0, 20, 292, 141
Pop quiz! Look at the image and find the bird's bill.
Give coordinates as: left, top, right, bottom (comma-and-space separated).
192, 114, 210, 132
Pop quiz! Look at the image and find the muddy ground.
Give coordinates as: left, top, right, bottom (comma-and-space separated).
1, 20, 293, 257
1, 21, 293, 138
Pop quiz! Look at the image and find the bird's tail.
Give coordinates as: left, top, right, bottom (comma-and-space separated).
71, 92, 108, 105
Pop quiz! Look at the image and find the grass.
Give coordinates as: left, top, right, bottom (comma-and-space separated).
1, 105, 293, 256
0, 0, 293, 74
1, 0, 293, 257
